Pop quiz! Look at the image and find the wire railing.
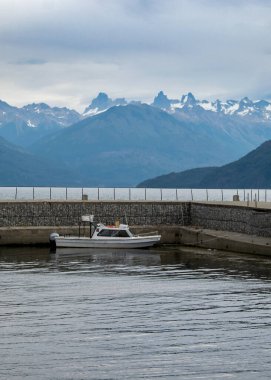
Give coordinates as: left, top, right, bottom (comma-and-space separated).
0, 187, 270, 202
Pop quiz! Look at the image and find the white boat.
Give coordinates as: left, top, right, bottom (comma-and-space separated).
50, 216, 161, 250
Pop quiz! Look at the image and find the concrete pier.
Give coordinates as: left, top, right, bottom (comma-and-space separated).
179, 226, 271, 256
0, 225, 182, 246
1, 200, 271, 255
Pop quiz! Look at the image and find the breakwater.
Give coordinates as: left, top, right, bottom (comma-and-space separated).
0, 200, 189, 246
0, 200, 190, 227
190, 202, 271, 237
1, 200, 271, 252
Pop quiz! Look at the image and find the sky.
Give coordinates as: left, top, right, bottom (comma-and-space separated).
0, 0, 271, 111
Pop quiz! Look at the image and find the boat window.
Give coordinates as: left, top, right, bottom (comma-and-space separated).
97, 229, 116, 237
115, 230, 129, 237
97, 229, 129, 237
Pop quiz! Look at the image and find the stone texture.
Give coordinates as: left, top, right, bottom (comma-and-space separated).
190, 203, 271, 237
1, 200, 271, 239
0, 201, 188, 227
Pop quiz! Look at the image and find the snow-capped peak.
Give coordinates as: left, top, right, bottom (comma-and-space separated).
83, 93, 128, 117
181, 92, 197, 105
27, 119, 37, 128
155, 93, 271, 120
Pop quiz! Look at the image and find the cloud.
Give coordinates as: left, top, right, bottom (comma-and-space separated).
11, 58, 47, 65
0, 0, 271, 110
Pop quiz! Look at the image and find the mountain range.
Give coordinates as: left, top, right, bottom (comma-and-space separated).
0, 136, 78, 186
0, 100, 80, 146
152, 91, 271, 121
82, 91, 271, 123
84, 91, 271, 121
1, 91, 271, 186
137, 140, 271, 189
2, 91, 271, 147
30, 103, 271, 187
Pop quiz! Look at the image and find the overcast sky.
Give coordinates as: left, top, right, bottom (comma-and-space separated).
0, 0, 271, 111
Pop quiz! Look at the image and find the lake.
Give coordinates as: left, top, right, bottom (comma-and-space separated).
1, 246, 271, 379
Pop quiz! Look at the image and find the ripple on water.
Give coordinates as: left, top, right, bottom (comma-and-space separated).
1, 246, 271, 379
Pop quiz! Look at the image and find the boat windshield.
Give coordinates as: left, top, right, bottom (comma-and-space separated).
97, 229, 129, 237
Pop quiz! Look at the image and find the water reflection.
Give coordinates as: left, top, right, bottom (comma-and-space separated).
1, 245, 271, 281
1, 246, 271, 380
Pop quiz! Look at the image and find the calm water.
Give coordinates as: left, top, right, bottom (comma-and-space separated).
1, 246, 271, 380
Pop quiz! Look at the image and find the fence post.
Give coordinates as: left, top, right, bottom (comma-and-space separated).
129, 188, 131, 201
176, 189, 178, 201
33, 187, 35, 200
15, 187, 17, 200
206, 189, 208, 201
50, 187, 52, 200
160, 188, 162, 201
265, 189, 267, 202
66, 187, 68, 200
98, 188, 100, 201
191, 189, 193, 201
114, 188, 116, 200
145, 188, 147, 201
221, 189, 223, 202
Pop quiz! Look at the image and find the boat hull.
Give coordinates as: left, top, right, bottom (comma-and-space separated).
55, 235, 161, 249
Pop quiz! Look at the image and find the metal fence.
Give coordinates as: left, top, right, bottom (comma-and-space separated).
0, 187, 270, 202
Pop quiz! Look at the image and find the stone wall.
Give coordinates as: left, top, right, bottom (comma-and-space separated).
190, 203, 271, 237
0, 201, 190, 227
2, 200, 271, 238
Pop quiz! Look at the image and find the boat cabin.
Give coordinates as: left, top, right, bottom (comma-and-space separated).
93, 223, 134, 238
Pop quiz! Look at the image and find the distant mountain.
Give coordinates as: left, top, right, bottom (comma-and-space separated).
0, 136, 78, 186
137, 140, 271, 188
2, 91, 271, 187
83, 92, 127, 117
85, 90, 271, 121
0, 100, 80, 147
137, 167, 217, 188
84, 91, 271, 121
1, 90, 271, 149
151, 91, 271, 121
29, 104, 271, 187
152, 91, 174, 109
80, 92, 271, 164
